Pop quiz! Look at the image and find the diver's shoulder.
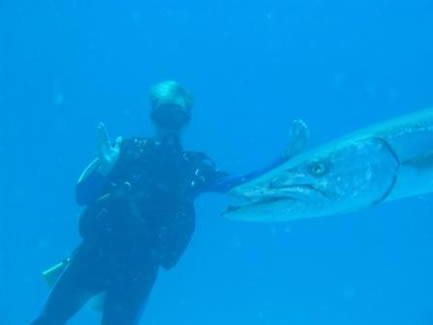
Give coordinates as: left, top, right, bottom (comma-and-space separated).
119, 136, 156, 149
122, 135, 153, 143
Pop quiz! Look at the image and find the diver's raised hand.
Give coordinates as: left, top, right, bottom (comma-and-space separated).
96, 122, 122, 175
282, 119, 310, 160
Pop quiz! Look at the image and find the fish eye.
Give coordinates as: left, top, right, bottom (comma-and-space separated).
310, 161, 327, 176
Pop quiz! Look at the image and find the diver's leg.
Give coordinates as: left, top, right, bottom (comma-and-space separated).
31, 245, 105, 325
101, 261, 159, 325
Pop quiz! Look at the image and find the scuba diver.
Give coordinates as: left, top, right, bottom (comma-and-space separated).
31, 80, 309, 325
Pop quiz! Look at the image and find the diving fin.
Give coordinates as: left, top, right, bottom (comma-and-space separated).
42, 258, 71, 287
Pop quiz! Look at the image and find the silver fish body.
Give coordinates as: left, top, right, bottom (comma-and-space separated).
224, 108, 433, 221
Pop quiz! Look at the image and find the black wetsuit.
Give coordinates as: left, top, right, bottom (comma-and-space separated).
31, 136, 283, 325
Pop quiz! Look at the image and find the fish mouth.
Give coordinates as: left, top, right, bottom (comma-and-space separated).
222, 183, 329, 216
222, 195, 297, 215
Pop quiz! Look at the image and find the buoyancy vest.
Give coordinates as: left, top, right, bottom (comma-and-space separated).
79, 136, 219, 269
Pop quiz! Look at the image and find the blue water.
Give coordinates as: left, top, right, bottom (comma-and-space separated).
2, 0, 433, 324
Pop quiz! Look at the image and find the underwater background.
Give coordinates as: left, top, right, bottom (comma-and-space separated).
2, 0, 433, 324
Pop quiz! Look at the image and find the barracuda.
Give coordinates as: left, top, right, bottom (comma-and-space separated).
223, 108, 433, 222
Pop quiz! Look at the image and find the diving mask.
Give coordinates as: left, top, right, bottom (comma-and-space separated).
151, 103, 191, 130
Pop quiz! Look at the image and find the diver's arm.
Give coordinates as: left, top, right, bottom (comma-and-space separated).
199, 156, 285, 194
75, 123, 122, 206
199, 119, 310, 194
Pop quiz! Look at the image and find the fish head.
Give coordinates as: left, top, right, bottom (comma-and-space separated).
224, 137, 399, 221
